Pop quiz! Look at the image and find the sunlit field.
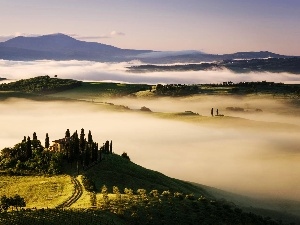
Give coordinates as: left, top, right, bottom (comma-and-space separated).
0, 175, 73, 208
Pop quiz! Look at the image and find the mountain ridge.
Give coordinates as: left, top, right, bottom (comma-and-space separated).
0, 33, 297, 63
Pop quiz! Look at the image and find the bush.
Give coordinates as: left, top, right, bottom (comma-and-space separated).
121, 152, 130, 161
140, 106, 152, 112
82, 176, 96, 192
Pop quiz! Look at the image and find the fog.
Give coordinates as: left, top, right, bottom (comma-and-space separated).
109, 95, 300, 126
0, 98, 299, 201
0, 60, 300, 84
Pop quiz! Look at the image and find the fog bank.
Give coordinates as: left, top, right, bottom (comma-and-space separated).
0, 99, 299, 201
0, 60, 299, 84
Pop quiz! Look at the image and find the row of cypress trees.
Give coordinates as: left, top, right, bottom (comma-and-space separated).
46, 128, 112, 168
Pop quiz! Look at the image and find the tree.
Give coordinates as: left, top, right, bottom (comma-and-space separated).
110, 140, 113, 154
32, 132, 38, 148
33, 132, 37, 140
0, 195, 10, 211
79, 128, 85, 157
88, 130, 93, 143
91, 142, 98, 162
65, 129, 70, 138
72, 131, 80, 160
45, 133, 50, 149
10, 194, 26, 210
100, 185, 109, 209
105, 141, 109, 154
84, 144, 90, 167
122, 152, 130, 161
26, 136, 32, 159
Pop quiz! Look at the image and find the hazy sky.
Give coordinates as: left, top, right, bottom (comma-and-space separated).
0, 0, 300, 55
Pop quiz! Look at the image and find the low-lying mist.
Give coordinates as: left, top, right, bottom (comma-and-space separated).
0, 60, 300, 84
109, 95, 300, 126
0, 99, 299, 201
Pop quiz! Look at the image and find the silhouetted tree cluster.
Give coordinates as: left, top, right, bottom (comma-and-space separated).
0, 129, 113, 174
0, 132, 62, 174
55, 129, 113, 169
0, 195, 26, 212
155, 84, 199, 96
0, 75, 82, 94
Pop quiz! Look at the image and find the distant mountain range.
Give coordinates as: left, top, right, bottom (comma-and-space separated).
0, 33, 297, 63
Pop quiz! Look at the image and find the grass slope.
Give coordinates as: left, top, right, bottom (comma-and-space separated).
83, 154, 210, 197
193, 183, 300, 224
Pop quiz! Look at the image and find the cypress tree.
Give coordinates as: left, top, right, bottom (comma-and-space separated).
65, 129, 70, 138
45, 133, 50, 149
26, 136, 32, 159
88, 130, 93, 143
72, 131, 80, 161
105, 141, 109, 154
98, 143, 102, 161
79, 128, 85, 155
91, 142, 98, 162
32, 132, 38, 148
64, 129, 71, 161
33, 132, 37, 140
110, 140, 113, 154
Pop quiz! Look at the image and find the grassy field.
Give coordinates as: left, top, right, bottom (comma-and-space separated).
0, 175, 73, 208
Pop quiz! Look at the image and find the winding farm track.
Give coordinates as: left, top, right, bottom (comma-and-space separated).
57, 176, 83, 208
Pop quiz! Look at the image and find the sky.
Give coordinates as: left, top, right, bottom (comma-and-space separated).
0, 0, 300, 55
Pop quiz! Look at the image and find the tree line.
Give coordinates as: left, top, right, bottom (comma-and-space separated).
155, 84, 199, 96
89, 185, 284, 225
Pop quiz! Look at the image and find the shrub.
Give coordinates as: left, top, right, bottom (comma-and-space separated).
121, 152, 130, 161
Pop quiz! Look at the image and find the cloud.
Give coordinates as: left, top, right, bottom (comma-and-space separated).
110, 31, 125, 36
0, 33, 40, 42
70, 34, 111, 39
71, 31, 125, 40
0, 60, 299, 85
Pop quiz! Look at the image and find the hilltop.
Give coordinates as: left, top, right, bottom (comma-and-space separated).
0, 33, 151, 62
0, 75, 82, 94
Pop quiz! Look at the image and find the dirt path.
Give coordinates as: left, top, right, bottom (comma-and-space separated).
57, 176, 83, 208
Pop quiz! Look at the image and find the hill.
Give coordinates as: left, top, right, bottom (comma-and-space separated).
0, 75, 82, 94
1, 132, 298, 225
1, 153, 296, 225
82, 154, 210, 197
0, 33, 151, 62
129, 57, 300, 74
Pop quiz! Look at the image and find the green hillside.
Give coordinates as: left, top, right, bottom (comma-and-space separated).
0, 151, 297, 224
0, 76, 81, 94
83, 154, 210, 197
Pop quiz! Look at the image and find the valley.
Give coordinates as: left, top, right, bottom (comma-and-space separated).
0, 77, 300, 224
